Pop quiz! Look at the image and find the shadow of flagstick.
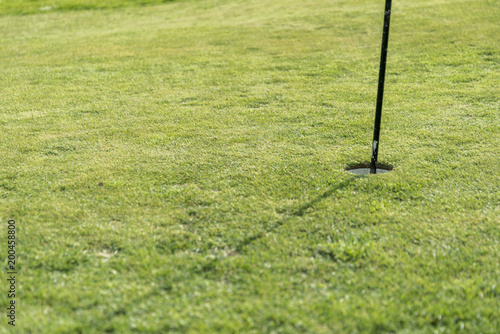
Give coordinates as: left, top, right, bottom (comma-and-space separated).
291, 178, 356, 217
235, 177, 357, 252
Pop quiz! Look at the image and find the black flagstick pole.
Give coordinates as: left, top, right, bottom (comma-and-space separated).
370, 0, 392, 174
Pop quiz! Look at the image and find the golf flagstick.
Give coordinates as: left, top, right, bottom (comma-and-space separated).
370, 0, 392, 174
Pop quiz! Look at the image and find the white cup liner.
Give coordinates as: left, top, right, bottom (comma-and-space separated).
346, 167, 391, 175
345, 164, 393, 175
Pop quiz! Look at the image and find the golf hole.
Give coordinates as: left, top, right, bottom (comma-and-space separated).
345, 163, 393, 175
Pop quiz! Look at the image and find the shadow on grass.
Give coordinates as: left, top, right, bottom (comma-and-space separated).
235, 177, 357, 252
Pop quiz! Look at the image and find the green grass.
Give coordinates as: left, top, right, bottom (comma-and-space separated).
1, 0, 499, 332
0, 0, 177, 15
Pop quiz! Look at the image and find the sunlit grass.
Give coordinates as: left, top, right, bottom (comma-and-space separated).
0, 0, 499, 332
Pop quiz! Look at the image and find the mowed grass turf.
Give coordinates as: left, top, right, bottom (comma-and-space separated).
1, 0, 499, 332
